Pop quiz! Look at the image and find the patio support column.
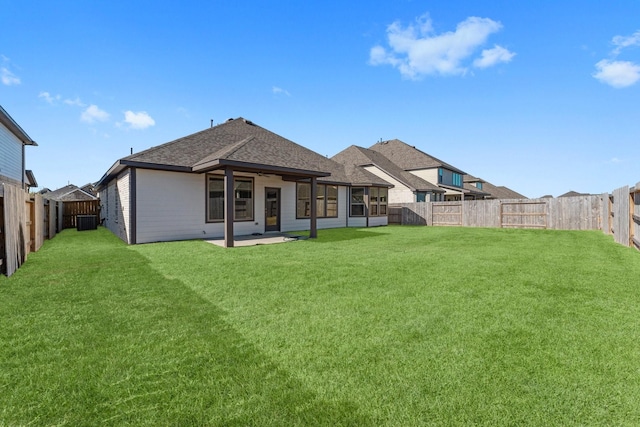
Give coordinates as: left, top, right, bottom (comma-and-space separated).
310, 177, 317, 238
224, 167, 234, 248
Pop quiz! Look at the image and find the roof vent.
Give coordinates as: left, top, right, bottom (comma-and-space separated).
227, 118, 234, 122
243, 119, 254, 125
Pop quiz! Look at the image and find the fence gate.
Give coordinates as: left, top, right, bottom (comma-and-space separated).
62, 200, 100, 229
500, 201, 547, 229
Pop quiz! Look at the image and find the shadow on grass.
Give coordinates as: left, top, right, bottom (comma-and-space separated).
303, 227, 388, 243
1, 228, 372, 426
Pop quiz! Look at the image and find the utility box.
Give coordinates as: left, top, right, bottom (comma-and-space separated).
76, 215, 97, 231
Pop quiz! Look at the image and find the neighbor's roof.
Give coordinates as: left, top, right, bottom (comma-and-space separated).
98, 118, 389, 188
42, 184, 98, 201
558, 190, 589, 198
333, 145, 443, 192
0, 104, 37, 146
482, 181, 527, 199
368, 139, 465, 174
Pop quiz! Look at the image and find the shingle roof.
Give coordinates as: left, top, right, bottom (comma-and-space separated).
481, 181, 527, 199
368, 139, 465, 174
99, 118, 388, 187
332, 145, 443, 192
42, 184, 97, 201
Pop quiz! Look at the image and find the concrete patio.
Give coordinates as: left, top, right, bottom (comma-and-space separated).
205, 232, 307, 247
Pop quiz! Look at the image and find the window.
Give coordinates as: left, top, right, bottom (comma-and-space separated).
207, 176, 254, 222
476, 182, 483, 190
296, 183, 339, 218
350, 187, 365, 216
438, 168, 443, 184
416, 192, 427, 202
370, 187, 378, 216
453, 172, 462, 187
370, 187, 387, 216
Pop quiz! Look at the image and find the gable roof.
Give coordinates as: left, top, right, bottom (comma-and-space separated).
98, 118, 389, 188
368, 139, 465, 174
558, 190, 589, 198
42, 184, 98, 201
332, 145, 443, 193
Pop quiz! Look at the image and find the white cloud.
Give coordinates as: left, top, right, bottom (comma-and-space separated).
473, 45, 516, 68
123, 110, 155, 129
81, 104, 110, 123
369, 14, 512, 79
593, 59, 640, 88
1, 67, 20, 85
39, 91, 59, 104
64, 97, 85, 107
612, 30, 640, 55
272, 86, 291, 96
594, 30, 640, 88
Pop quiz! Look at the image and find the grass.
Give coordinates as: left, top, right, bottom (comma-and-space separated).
1, 226, 640, 425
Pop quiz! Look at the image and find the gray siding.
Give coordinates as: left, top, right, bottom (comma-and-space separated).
0, 121, 23, 182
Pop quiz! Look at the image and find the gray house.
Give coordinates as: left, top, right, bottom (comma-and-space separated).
0, 105, 37, 190
97, 118, 391, 246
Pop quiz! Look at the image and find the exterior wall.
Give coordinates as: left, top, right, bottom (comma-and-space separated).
369, 216, 388, 227
347, 217, 367, 227
409, 168, 439, 186
281, 185, 349, 232
363, 165, 414, 203
99, 169, 131, 243
0, 121, 23, 183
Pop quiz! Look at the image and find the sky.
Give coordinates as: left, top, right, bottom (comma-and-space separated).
1, 1, 639, 198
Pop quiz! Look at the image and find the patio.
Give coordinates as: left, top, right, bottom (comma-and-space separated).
205, 232, 307, 247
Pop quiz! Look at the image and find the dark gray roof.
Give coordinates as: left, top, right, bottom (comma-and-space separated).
558, 190, 589, 198
333, 145, 443, 192
99, 118, 388, 187
42, 184, 97, 201
482, 181, 527, 199
368, 139, 465, 174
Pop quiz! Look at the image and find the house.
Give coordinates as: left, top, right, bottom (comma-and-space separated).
367, 139, 487, 201
0, 105, 38, 190
332, 145, 445, 203
42, 184, 98, 201
96, 118, 391, 246
558, 191, 589, 198
463, 175, 526, 200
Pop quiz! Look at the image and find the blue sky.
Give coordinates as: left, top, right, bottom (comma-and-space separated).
1, 1, 639, 198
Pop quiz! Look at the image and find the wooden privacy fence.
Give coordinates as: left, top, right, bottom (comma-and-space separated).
62, 200, 100, 229
609, 183, 640, 250
1, 182, 95, 276
390, 195, 608, 231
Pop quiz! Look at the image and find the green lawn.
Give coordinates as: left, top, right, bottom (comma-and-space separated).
2, 226, 640, 426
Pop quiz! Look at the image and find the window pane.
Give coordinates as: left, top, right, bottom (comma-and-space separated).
351, 187, 364, 203
379, 187, 387, 202
351, 204, 364, 216
371, 204, 378, 216
326, 185, 338, 217
234, 178, 253, 220
297, 183, 310, 218
208, 177, 224, 221
317, 184, 326, 217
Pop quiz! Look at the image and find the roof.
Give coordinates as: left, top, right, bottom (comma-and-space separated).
0, 104, 37, 146
98, 118, 387, 188
482, 181, 527, 199
25, 170, 38, 188
42, 184, 98, 201
332, 145, 443, 192
558, 190, 589, 198
368, 139, 465, 174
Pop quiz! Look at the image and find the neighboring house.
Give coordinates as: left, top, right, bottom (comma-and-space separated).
332, 145, 445, 203
96, 118, 391, 246
558, 191, 589, 198
0, 105, 38, 190
463, 175, 526, 200
41, 184, 98, 201
367, 139, 486, 201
